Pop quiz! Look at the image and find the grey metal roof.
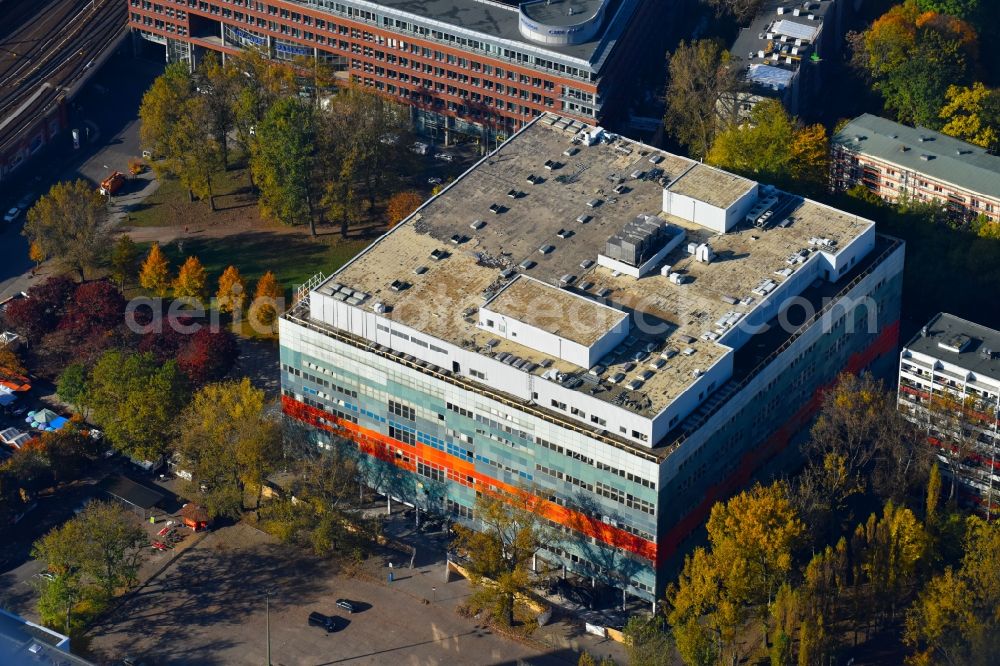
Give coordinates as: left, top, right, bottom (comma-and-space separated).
342, 0, 629, 64
833, 114, 1000, 200
0, 610, 93, 666
522, 0, 606, 27
99, 475, 165, 510
903, 313, 1000, 384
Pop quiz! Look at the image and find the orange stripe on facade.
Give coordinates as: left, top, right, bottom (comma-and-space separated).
281, 396, 658, 562
655, 319, 902, 567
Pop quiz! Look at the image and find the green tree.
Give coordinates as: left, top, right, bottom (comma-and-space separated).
22, 180, 107, 280
176, 378, 281, 518
32, 502, 145, 635
230, 47, 297, 163
916, 0, 983, 23
664, 39, 742, 159
75, 501, 147, 598
85, 350, 189, 460
36, 574, 85, 637
251, 97, 320, 235
110, 234, 139, 289
32, 518, 87, 634
167, 94, 225, 208
849, 1, 980, 127
139, 61, 193, 163
623, 614, 675, 666
453, 488, 552, 628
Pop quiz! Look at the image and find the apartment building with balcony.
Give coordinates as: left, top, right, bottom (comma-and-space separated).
832, 114, 1000, 222
127, 0, 672, 142
897, 314, 1000, 516
279, 113, 904, 601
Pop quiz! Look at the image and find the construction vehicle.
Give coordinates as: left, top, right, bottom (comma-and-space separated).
99, 171, 125, 196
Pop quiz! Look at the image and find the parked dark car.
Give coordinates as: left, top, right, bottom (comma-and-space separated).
335, 599, 355, 613
308, 611, 338, 632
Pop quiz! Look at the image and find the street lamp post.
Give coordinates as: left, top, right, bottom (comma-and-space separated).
263, 588, 273, 666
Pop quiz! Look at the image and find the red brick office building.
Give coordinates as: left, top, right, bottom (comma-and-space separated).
127, 0, 670, 142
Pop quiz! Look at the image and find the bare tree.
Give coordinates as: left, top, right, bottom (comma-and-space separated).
705, 0, 765, 25
664, 40, 743, 159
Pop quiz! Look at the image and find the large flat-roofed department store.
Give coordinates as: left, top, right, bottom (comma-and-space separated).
280, 113, 905, 600
128, 0, 667, 139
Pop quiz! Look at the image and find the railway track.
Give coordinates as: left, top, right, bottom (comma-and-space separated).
0, 0, 127, 153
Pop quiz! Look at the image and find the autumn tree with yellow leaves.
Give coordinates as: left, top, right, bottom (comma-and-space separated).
173, 256, 207, 301
452, 487, 552, 628
705, 100, 828, 195
904, 517, 1000, 665
175, 378, 282, 518
250, 271, 283, 333
385, 190, 424, 228
667, 482, 804, 665
215, 265, 248, 314
28, 241, 46, 270
138, 243, 171, 297
939, 82, 1000, 152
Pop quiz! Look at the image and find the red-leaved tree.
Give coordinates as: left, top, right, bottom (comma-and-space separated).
59, 280, 127, 339
28, 275, 76, 316
4, 297, 54, 343
177, 327, 239, 386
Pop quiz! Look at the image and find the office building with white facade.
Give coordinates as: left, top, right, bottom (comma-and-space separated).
280, 113, 905, 600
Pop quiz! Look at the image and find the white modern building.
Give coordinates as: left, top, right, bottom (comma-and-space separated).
280, 112, 904, 600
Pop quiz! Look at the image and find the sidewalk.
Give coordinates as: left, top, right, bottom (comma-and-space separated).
375, 505, 630, 663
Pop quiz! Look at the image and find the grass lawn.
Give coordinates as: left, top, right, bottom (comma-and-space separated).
153, 233, 369, 300
126, 166, 258, 229
123, 161, 373, 300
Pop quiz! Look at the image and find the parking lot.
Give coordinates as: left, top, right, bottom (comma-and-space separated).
85, 524, 579, 666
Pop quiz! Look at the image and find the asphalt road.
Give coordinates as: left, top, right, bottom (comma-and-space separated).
0, 49, 162, 301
